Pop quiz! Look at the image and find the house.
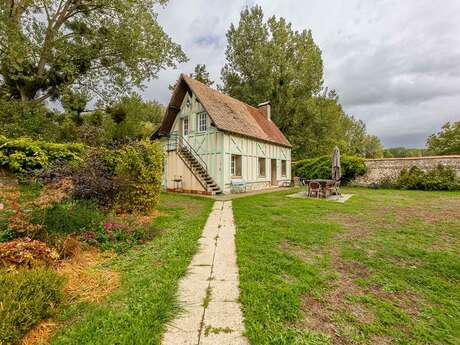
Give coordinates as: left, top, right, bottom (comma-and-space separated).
152, 74, 292, 195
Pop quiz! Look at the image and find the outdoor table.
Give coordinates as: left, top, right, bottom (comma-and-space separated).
305, 179, 336, 197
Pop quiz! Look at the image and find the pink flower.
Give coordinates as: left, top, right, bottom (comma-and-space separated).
0, 203, 3, 210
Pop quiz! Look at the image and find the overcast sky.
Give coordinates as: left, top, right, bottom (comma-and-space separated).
144, 0, 460, 148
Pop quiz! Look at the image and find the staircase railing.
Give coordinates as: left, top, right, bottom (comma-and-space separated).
168, 133, 208, 173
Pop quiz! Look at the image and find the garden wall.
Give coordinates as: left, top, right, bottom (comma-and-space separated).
352, 155, 460, 186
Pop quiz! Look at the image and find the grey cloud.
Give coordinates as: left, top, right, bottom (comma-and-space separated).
143, 0, 460, 148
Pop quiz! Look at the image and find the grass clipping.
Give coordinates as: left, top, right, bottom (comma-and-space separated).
21, 248, 120, 344
59, 247, 120, 304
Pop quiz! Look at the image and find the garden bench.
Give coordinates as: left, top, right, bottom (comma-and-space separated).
230, 179, 247, 193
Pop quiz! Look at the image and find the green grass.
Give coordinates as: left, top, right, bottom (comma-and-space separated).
50, 193, 213, 344
0, 268, 63, 344
233, 187, 460, 344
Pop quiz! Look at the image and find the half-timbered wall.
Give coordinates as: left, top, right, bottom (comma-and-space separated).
221, 133, 291, 193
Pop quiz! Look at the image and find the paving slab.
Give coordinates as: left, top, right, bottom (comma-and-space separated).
162, 201, 248, 345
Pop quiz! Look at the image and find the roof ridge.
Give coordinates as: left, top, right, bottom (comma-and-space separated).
168, 74, 292, 147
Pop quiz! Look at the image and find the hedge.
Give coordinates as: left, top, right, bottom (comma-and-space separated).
293, 155, 367, 184
72, 140, 164, 212
115, 140, 164, 212
376, 165, 460, 191
0, 136, 85, 173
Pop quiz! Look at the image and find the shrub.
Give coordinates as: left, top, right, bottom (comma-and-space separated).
83, 221, 153, 253
115, 140, 164, 212
293, 155, 367, 184
0, 238, 59, 270
0, 136, 85, 174
0, 268, 63, 344
34, 199, 105, 236
72, 148, 118, 208
394, 165, 460, 191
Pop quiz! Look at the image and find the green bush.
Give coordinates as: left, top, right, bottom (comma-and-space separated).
0, 136, 85, 174
35, 199, 105, 235
392, 165, 460, 191
83, 222, 155, 253
115, 140, 164, 212
293, 155, 367, 184
0, 268, 63, 344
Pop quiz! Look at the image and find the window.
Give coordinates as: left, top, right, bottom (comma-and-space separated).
281, 160, 287, 177
197, 112, 207, 132
258, 157, 266, 177
231, 155, 242, 177
182, 117, 189, 136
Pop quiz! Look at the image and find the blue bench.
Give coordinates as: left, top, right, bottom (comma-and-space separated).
230, 179, 247, 193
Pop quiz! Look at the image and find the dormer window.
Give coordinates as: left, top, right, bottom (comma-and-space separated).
197, 112, 207, 132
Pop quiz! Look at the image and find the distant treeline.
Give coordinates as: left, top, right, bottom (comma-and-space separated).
382, 147, 429, 158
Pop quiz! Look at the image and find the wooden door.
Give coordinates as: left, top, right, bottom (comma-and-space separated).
271, 159, 277, 186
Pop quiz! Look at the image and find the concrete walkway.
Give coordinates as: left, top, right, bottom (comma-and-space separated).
162, 201, 248, 345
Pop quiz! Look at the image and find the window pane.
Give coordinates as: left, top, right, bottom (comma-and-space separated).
231, 155, 242, 177
198, 113, 207, 132
236, 156, 242, 176
183, 117, 189, 136
281, 160, 286, 176
258, 158, 266, 176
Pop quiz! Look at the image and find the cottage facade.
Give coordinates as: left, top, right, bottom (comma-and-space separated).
152, 74, 292, 194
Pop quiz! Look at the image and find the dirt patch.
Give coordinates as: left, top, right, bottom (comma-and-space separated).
300, 294, 341, 342
326, 213, 371, 242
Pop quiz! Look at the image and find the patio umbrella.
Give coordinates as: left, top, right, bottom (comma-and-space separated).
332, 146, 341, 181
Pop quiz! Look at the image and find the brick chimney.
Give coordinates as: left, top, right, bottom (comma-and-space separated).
257, 101, 271, 121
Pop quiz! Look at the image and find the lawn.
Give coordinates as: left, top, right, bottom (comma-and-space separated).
233, 187, 460, 345
49, 193, 213, 344
0, 179, 213, 344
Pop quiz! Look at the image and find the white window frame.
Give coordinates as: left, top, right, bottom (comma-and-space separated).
182, 117, 189, 136
197, 112, 207, 132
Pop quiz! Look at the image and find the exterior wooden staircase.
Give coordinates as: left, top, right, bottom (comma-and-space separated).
170, 134, 222, 195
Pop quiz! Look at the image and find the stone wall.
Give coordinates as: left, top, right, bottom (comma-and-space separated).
352, 155, 460, 186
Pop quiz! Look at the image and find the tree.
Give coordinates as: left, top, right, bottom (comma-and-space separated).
220, 6, 381, 159
106, 94, 164, 140
0, 0, 187, 104
190, 64, 214, 86
383, 147, 427, 158
221, 5, 323, 135
426, 121, 460, 155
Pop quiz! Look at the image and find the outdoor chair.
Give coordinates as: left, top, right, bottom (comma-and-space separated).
308, 181, 321, 198
322, 182, 334, 198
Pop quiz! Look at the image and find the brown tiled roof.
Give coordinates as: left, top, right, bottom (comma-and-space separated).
153, 74, 291, 147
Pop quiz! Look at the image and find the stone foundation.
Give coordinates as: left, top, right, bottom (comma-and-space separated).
352, 155, 460, 186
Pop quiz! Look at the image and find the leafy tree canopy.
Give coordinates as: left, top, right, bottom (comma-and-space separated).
190, 64, 214, 86
106, 94, 164, 140
426, 121, 460, 155
221, 6, 382, 159
0, 0, 187, 104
